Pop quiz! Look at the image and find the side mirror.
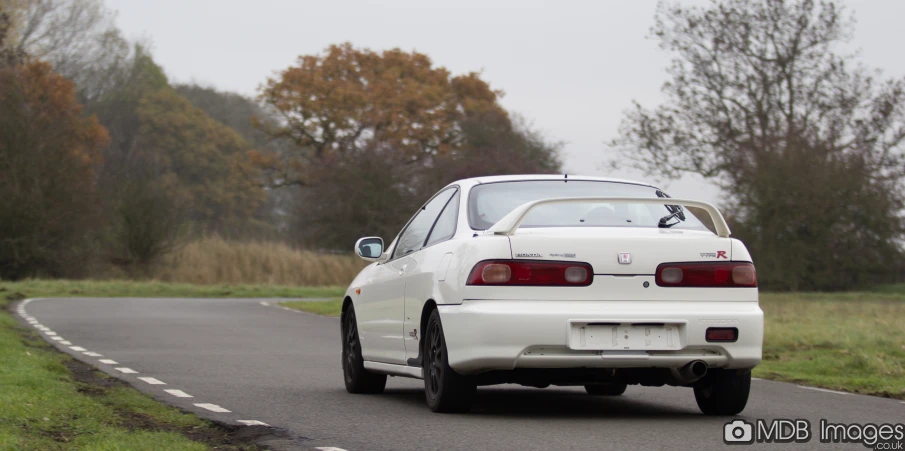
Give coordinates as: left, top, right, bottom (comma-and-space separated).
355, 237, 385, 262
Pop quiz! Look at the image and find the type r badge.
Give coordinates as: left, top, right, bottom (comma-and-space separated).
617, 252, 632, 264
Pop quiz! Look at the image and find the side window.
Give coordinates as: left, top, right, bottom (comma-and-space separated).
425, 191, 459, 246
393, 189, 457, 259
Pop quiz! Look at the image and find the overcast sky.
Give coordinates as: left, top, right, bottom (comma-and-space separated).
105, 0, 905, 203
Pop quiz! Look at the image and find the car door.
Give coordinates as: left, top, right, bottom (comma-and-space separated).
403, 189, 460, 362
356, 188, 457, 365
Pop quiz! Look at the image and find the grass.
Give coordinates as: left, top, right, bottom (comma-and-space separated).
0, 278, 346, 300
151, 236, 367, 286
754, 291, 905, 398
0, 299, 249, 449
281, 287, 905, 400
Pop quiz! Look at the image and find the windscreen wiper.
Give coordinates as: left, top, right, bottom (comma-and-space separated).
656, 190, 686, 228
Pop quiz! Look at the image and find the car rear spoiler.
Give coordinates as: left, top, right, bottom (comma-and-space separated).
485, 197, 731, 237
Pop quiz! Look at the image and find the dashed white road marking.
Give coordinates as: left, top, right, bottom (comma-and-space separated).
259, 301, 270, 306
83, 352, 103, 357
164, 389, 193, 398
69, 346, 87, 352
751, 377, 763, 381
194, 403, 230, 413
44, 331, 57, 336
137, 377, 166, 385
59, 341, 72, 345
98, 359, 118, 365
237, 420, 269, 426
115, 367, 138, 374
797, 385, 851, 396
36, 326, 49, 331
50, 336, 64, 341
315, 447, 349, 451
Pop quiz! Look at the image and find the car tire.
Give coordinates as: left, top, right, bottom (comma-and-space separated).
693, 369, 751, 415
423, 309, 476, 413
584, 383, 627, 396
341, 305, 387, 394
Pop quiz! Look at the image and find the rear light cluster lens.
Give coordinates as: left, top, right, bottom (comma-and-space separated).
706, 327, 739, 342
655, 262, 757, 287
467, 260, 593, 286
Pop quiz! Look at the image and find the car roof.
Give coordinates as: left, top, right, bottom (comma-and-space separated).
451, 174, 658, 189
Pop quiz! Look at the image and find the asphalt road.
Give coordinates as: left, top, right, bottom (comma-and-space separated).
16, 297, 904, 451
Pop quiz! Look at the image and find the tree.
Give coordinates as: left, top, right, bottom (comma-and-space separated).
0, 60, 109, 279
133, 87, 266, 230
612, 0, 905, 290
255, 43, 510, 187
4, 0, 126, 90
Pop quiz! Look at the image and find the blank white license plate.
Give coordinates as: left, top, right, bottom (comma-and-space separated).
569, 323, 681, 351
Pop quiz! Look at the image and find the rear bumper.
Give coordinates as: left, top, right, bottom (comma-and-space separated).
438, 300, 763, 374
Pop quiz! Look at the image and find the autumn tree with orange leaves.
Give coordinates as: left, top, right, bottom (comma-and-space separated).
0, 59, 110, 278
257, 43, 561, 248
255, 43, 539, 185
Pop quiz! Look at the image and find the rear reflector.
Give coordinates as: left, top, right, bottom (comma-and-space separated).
655, 262, 757, 288
467, 260, 593, 286
706, 327, 738, 342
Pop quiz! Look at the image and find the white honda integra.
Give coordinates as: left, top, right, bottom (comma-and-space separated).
341, 175, 763, 415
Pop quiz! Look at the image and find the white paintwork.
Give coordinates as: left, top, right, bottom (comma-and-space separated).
69, 346, 87, 352
797, 386, 851, 396
99, 359, 118, 364
345, 175, 763, 378
137, 377, 166, 385
164, 389, 193, 398
115, 367, 138, 374
487, 196, 731, 237
83, 352, 103, 357
194, 403, 231, 413
237, 420, 270, 426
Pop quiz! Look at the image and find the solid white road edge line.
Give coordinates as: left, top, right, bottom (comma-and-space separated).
797, 385, 851, 395
115, 367, 138, 374
164, 389, 193, 398
98, 359, 118, 364
137, 377, 166, 385
237, 420, 269, 426
194, 403, 230, 413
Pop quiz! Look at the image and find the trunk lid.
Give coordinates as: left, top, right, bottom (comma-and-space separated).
507, 227, 733, 274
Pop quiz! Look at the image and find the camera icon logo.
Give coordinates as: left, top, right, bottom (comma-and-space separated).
724, 420, 754, 444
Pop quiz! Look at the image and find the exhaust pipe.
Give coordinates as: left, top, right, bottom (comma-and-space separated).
669, 360, 708, 385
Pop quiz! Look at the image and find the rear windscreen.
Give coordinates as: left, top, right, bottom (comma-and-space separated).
467, 180, 711, 232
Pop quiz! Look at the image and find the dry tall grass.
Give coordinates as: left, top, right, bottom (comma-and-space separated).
152, 236, 367, 286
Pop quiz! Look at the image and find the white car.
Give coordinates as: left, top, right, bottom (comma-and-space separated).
341, 175, 763, 415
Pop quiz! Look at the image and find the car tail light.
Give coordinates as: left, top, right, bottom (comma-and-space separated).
467, 260, 593, 286
706, 327, 738, 342
655, 262, 757, 287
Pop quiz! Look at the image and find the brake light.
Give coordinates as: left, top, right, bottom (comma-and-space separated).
655, 262, 757, 287
467, 260, 593, 286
